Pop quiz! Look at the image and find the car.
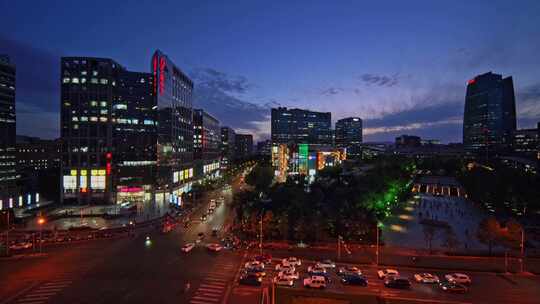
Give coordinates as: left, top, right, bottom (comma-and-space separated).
444, 273, 471, 285
243, 268, 266, 277
181, 243, 195, 253
341, 274, 368, 286
239, 273, 262, 286
275, 263, 295, 272
316, 259, 336, 269
337, 266, 362, 276
282, 257, 301, 266
414, 273, 440, 284
278, 269, 299, 280
377, 268, 399, 279
439, 281, 468, 293
384, 277, 411, 289
274, 276, 294, 287
303, 275, 327, 289
308, 266, 327, 275
254, 253, 272, 264
245, 260, 265, 269
207, 243, 223, 252
9, 242, 32, 250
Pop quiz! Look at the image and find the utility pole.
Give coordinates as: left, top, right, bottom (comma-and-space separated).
259, 213, 263, 255
376, 224, 380, 266
520, 228, 525, 273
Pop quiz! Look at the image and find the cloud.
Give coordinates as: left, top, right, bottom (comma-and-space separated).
234, 117, 271, 142
358, 73, 399, 87
191, 68, 253, 94
320, 87, 344, 96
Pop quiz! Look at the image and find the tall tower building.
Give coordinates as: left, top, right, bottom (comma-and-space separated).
335, 117, 363, 158
193, 109, 221, 178
0, 55, 18, 209
152, 50, 194, 204
220, 127, 236, 170
235, 134, 253, 159
271, 107, 332, 145
463, 72, 516, 155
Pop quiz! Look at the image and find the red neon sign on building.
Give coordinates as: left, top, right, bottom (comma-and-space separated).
467, 78, 476, 85
159, 57, 166, 94
153, 56, 158, 95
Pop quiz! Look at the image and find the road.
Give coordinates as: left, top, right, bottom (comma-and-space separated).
0, 168, 254, 304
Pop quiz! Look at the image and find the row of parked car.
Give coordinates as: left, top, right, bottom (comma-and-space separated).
238, 255, 471, 294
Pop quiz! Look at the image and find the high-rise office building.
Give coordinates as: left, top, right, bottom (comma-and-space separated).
60, 57, 155, 204
0, 55, 19, 209
271, 107, 332, 145
256, 139, 272, 156
335, 117, 363, 158
463, 72, 516, 155
152, 50, 194, 205
395, 135, 421, 148
193, 109, 220, 178
235, 134, 253, 159
513, 128, 539, 158
220, 127, 236, 170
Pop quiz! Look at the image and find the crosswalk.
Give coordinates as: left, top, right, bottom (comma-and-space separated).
14, 279, 72, 304
188, 257, 236, 304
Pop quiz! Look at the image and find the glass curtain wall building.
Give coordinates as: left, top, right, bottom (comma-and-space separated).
335, 117, 363, 158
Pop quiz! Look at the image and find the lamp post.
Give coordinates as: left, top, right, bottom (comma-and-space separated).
520, 227, 525, 273
376, 222, 383, 266
38, 216, 45, 253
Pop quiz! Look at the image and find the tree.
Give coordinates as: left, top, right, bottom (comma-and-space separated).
477, 217, 501, 255
245, 165, 274, 194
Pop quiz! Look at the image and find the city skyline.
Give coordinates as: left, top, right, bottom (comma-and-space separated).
1, 1, 539, 143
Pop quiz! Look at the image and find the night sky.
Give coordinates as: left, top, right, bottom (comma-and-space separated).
1, 0, 539, 143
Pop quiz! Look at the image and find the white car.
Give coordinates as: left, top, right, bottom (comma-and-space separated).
445, 273, 471, 285
206, 243, 223, 252
282, 257, 301, 266
10, 242, 32, 250
245, 260, 265, 269
303, 275, 327, 288
316, 260, 336, 269
278, 269, 299, 280
181, 243, 195, 253
377, 269, 399, 279
337, 266, 362, 276
275, 263, 295, 272
414, 273, 440, 283
308, 266, 327, 274
274, 276, 294, 287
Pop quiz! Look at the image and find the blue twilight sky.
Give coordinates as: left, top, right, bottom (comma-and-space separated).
1, 0, 539, 142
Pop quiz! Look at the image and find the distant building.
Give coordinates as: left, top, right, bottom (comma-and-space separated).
463, 72, 516, 155
512, 128, 539, 158
193, 109, 220, 179
256, 139, 272, 156
235, 134, 253, 159
0, 55, 21, 209
220, 127, 236, 170
395, 135, 421, 148
16, 136, 60, 171
271, 107, 332, 145
420, 139, 440, 146
335, 117, 363, 158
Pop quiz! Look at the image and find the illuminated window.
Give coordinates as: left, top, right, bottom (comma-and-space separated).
90, 117, 98, 122
80, 116, 88, 122
90, 101, 98, 107
63, 175, 77, 190
99, 117, 108, 122
63, 77, 70, 83
81, 71, 87, 75
72, 77, 79, 83
100, 109, 108, 115
91, 78, 98, 84
72, 117, 79, 122
100, 101, 107, 107
113, 104, 127, 110
81, 78, 87, 84
100, 78, 108, 85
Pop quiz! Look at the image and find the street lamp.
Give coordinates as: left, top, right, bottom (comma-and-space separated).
38, 217, 45, 253
376, 222, 383, 266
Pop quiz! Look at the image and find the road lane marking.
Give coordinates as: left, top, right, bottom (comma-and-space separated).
191, 295, 220, 302
197, 288, 224, 294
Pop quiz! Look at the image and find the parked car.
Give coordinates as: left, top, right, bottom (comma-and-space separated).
274, 276, 294, 287
384, 277, 411, 289
282, 257, 301, 266
239, 273, 262, 286
303, 275, 326, 289
377, 268, 399, 279
341, 274, 368, 286
316, 259, 336, 269
9, 242, 32, 250
414, 273, 440, 284
439, 281, 468, 293
278, 269, 299, 280
337, 266, 362, 276
181, 243, 195, 253
245, 260, 265, 269
308, 266, 327, 275
444, 273, 471, 285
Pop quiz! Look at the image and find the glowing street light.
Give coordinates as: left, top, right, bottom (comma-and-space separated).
38, 216, 45, 253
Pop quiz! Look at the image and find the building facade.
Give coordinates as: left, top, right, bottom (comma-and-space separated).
335, 117, 363, 158
0, 55, 19, 209
395, 135, 421, 148
271, 107, 332, 145
463, 72, 516, 155
152, 50, 194, 205
513, 128, 539, 158
235, 134, 253, 159
220, 127, 236, 170
256, 139, 272, 156
193, 109, 220, 178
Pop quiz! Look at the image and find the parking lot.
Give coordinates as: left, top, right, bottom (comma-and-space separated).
237, 253, 540, 304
